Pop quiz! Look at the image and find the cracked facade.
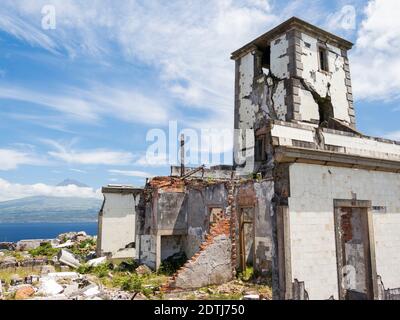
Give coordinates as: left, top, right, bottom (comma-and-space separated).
97, 17, 400, 300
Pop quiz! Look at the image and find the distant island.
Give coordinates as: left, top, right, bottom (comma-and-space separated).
0, 180, 103, 223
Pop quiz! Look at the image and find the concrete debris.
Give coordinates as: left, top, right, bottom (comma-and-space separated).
38, 277, 64, 296
15, 285, 36, 300
135, 265, 152, 276
63, 283, 80, 298
82, 284, 100, 297
47, 272, 80, 281
41, 265, 56, 275
58, 249, 81, 269
57, 231, 88, 243
24, 275, 40, 284
87, 257, 107, 267
54, 240, 74, 249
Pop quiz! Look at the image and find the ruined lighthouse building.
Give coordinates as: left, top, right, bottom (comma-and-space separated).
98, 17, 400, 300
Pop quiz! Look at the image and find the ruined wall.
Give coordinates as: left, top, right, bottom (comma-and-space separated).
288, 163, 400, 299
98, 191, 140, 259
233, 27, 355, 172
295, 32, 354, 125
166, 217, 233, 290
184, 183, 229, 259
139, 235, 157, 269
235, 181, 276, 275
138, 181, 229, 270
156, 192, 187, 233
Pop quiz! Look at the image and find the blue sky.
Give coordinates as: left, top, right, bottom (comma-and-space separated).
0, 0, 399, 200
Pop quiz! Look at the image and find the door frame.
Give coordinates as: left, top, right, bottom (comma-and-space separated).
333, 199, 378, 300
238, 206, 255, 271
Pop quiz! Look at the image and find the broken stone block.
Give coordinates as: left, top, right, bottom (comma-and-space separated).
38, 277, 64, 296
58, 249, 81, 269
54, 240, 74, 249
16, 240, 50, 251
63, 283, 80, 298
135, 264, 152, 275
15, 285, 35, 300
41, 265, 56, 275
24, 275, 40, 284
82, 284, 100, 297
87, 257, 107, 267
47, 272, 80, 281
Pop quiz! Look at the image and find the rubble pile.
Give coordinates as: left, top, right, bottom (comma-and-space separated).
0, 231, 273, 300
0, 232, 135, 300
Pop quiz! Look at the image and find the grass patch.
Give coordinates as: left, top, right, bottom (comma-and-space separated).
0, 268, 34, 284
238, 266, 254, 282
77, 263, 113, 278
28, 243, 60, 258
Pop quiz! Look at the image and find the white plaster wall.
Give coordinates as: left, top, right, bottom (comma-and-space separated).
298, 88, 320, 122
274, 80, 287, 121
99, 192, 138, 258
238, 52, 256, 130
289, 163, 400, 299
270, 33, 289, 121
270, 34, 289, 79
323, 132, 400, 161
140, 235, 157, 269
299, 33, 350, 123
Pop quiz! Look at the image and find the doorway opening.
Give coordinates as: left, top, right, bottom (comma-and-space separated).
239, 207, 255, 271
334, 200, 378, 300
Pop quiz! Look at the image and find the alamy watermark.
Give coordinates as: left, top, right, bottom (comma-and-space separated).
41, 5, 56, 30
144, 121, 255, 174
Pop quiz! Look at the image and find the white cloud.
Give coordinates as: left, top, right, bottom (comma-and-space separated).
0, 0, 278, 129
44, 140, 135, 165
0, 84, 169, 125
0, 149, 46, 170
108, 169, 153, 178
135, 153, 169, 167
351, 0, 400, 101
69, 168, 87, 174
0, 178, 102, 201
384, 130, 400, 141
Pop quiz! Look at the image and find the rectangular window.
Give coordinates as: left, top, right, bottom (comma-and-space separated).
319, 47, 329, 72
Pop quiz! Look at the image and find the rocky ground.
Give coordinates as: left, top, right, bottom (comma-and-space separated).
0, 233, 272, 300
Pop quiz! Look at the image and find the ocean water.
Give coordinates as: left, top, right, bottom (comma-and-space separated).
0, 222, 97, 242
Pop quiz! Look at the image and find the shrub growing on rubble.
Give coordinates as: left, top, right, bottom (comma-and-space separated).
115, 259, 139, 272
77, 263, 112, 278
158, 252, 187, 276
29, 243, 59, 258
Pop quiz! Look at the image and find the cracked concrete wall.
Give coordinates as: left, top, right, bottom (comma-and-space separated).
184, 183, 229, 259
173, 234, 232, 289
98, 191, 140, 259
139, 235, 157, 269
138, 182, 229, 270
253, 181, 276, 275
295, 32, 354, 125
